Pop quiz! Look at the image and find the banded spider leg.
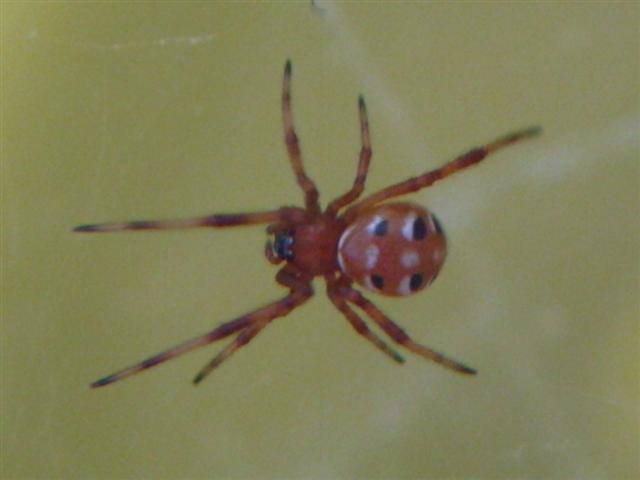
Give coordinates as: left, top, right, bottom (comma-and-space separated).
92, 266, 312, 387
329, 276, 477, 375
346, 126, 542, 218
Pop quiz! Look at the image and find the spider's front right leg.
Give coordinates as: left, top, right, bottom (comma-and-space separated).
73, 207, 307, 233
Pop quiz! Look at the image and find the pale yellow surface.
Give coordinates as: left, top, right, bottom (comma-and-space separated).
2, 2, 639, 479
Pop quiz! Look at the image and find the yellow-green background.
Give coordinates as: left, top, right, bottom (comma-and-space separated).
2, 2, 638, 479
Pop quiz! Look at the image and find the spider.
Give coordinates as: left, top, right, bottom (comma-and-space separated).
76, 60, 541, 388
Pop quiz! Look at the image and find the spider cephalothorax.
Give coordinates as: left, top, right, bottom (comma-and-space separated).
75, 60, 540, 387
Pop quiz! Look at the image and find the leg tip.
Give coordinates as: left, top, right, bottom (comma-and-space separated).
522, 126, 542, 138
394, 353, 406, 364
458, 365, 478, 375
90, 376, 113, 388
358, 95, 369, 123
285, 59, 292, 75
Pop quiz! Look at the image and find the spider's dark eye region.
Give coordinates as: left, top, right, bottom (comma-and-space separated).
370, 274, 385, 290
273, 230, 295, 260
412, 217, 427, 240
409, 273, 424, 291
373, 219, 388, 236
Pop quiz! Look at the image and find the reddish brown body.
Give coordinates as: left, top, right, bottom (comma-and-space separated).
296, 219, 343, 275
338, 203, 446, 297
75, 60, 541, 387
278, 213, 346, 276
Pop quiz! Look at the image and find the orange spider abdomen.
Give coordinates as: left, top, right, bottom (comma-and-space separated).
337, 203, 447, 296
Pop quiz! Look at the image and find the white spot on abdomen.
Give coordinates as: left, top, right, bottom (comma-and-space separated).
400, 250, 420, 269
397, 275, 412, 295
337, 225, 356, 273
365, 244, 380, 269
338, 224, 355, 252
366, 215, 385, 234
363, 275, 376, 291
401, 214, 417, 241
337, 250, 346, 272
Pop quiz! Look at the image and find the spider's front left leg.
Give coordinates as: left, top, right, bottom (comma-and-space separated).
91, 266, 313, 388
91, 315, 254, 388
282, 60, 320, 213
345, 126, 541, 218
192, 266, 313, 384
340, 284, 477, 375
326, 96, 372, 215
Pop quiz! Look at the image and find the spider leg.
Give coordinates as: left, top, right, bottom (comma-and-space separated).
73, 208, 305, 233
282, 60, 320, 213
340, 284, 477, 375
192, 325, 263, 384
192, 266, 313, 384
325, 275, 404, 364
91, 267, 313, 388
91, 316, 253, 388
326, 96, 372, 214
345, 126, 541, 218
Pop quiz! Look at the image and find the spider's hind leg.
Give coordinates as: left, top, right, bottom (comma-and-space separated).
342, 285, 477, 375
326, 275, 404, 364
346, 126, 541, 218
